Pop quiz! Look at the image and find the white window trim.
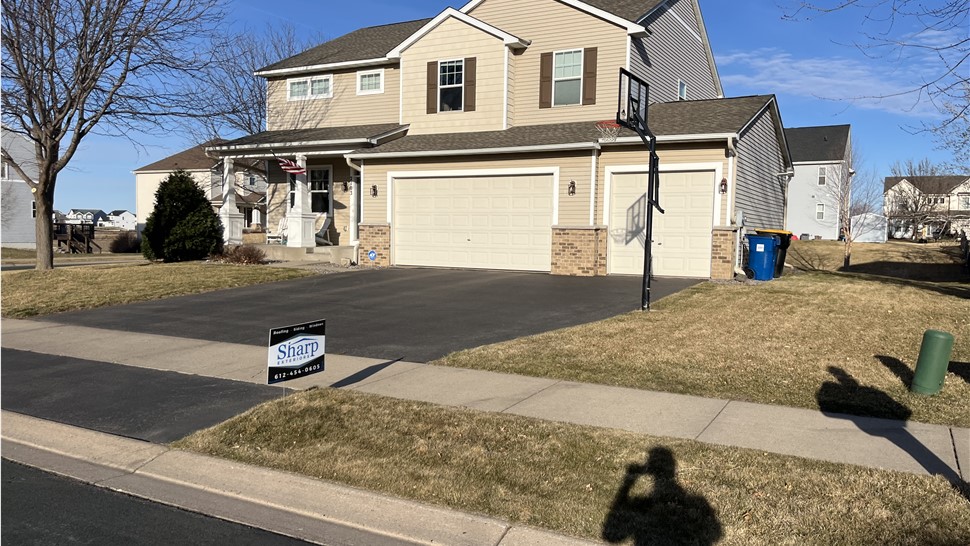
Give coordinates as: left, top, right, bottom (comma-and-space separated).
287, 74, 333, 101
816, 203, 825, 220
817, 166, 827, 186
356, 68, 384, 95
438, 59, 464, 113
677, 79, 687, 101
552, 48, 583, 107
1, 161, 8, 180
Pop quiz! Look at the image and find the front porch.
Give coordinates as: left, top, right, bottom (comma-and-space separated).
256, 243, 358, 266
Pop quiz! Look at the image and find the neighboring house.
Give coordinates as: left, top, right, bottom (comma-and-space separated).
1, 125, 39, 248
884, 175, 970, 239
783, 124, 852, 241
52, 210, 67, 223
207, 0, 792, 279
65, 209, 108, 225
99, 209, 138, 230
850, 212, 888, 243
133, 141, 268, 230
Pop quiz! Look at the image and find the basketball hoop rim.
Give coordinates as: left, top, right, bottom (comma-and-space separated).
595, 119, 622, 143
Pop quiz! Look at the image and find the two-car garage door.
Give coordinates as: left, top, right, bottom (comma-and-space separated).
393, 175, 554, 271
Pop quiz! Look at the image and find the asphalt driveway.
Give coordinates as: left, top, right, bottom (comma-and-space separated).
39, 268, 699, 362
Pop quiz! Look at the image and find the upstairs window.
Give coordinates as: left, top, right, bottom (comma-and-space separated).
438, 60, 464, 111
678, 80, 687, 101
288, 75, 332, 101
817, 166, 827, 185
553, 50, 582, 106
357, 69, 384, 95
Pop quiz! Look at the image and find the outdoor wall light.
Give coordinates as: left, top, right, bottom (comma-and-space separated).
719, 178, 728, 194
568, 180, 576, 196
370, 185, 379, 198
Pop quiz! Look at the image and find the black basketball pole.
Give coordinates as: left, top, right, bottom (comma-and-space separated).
629, 108, 664, 311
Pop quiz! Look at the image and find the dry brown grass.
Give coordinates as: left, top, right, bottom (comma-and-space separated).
176, 388, 970, 546
436, 272, 970, 427
787, 240, 967, 282
1, 262, 313, 318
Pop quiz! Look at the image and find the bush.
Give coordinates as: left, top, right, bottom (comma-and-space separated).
219, 245, 266, 265
142, 170, 224, 262
109, 231, 141, 253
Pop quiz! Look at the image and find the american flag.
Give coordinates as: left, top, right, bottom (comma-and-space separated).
276, 157, 306, 175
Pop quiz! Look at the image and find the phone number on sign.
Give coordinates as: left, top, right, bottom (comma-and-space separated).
272, 363, 322, 381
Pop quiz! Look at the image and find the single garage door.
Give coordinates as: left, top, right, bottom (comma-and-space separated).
608, 170, 714, 277
393, 175, 553, 271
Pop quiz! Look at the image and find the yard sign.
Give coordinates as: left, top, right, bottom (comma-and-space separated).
267, 320, 326, 384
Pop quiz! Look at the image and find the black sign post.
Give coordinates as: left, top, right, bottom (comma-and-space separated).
267, 320, 326, 384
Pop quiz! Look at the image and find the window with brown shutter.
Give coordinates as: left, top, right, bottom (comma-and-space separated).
427, 61, 437, 114
464, 57, 476, 112
539, 52, 553, 108
582, 47, 597, 105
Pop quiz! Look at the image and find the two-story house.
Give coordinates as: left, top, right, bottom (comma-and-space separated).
1, 125, 40, 249
783, 124, 852, 240
98, 210, 138, 231
884, 175, 970, 239
134, 141, 268, 231
65, 209, 108, 225
208, 0, 793, 279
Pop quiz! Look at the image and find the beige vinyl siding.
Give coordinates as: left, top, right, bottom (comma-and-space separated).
359, 151, 593, 226
598, 144, 730, 226
266, 66, 400, 131
400, 17, 506, 134
735, 108, 787, 229
631, 0, 718, 103
468, 0, 628, 126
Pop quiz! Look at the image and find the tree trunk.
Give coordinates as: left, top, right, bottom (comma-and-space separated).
843, 239, 852, 269
33, 176, 55, 270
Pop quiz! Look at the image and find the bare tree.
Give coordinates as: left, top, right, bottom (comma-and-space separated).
885, 158, 946, 239
818, 145, 882, 267
783, 1, 968, 127
1, 0, 225, 269
933, 83, 970, 173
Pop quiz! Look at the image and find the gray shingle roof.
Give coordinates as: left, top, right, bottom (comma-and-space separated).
784, 125, 850, 163
352, 95, 774, 155
258, 19, 432, 73
211, 124, 407, 150
582, 0, 666, 22
134, 140, 225, 172
884, 176, 969, 194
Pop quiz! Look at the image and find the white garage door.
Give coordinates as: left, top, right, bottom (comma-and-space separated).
393, 175, 553, 271
608, 171, 714, 277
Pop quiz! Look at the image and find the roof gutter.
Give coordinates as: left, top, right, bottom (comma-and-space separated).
255, 57, 392, 78
347, 141, 599, 160
207, 138, 371, 153
611, 132, 738, 145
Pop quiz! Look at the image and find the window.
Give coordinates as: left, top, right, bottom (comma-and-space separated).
248, 174, 256, 186
959, 194, 970, 210
438, 60, 463, 111
1, 161, 8, 179
678, 80, 687, 101
817, 166, 826, 186
816, 203, 825, 220
288, 75, 332, 100
553, 50, 582, 106
357, 69, 384, 95
31, 201, 36, 218
309, 168, 330, 214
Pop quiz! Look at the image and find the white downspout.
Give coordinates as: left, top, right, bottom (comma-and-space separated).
346, 156, 362, 263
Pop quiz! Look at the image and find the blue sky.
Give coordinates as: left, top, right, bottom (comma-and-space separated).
54, 0, 960, 211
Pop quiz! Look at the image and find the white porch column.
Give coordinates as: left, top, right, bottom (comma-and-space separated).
219, 158, 244, 245
286, 154, 316, 248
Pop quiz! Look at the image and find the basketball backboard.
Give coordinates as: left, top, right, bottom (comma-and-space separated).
617, 68, 649, 133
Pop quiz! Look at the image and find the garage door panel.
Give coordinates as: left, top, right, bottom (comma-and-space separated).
394, 175, 553, 271
609, 171, 713, 278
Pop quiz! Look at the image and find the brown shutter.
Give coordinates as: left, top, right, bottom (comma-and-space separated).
464, 57, 476, 112
582, 47, 597, 105
427, 61, 437, 114
539, 52, 553, 109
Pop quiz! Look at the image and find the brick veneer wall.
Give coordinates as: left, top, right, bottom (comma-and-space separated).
551, 227, 607, 276
711, 227, 738, 279
358, 224, 390, 267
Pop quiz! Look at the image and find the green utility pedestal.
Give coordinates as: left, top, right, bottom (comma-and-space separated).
910, 330, 955, 395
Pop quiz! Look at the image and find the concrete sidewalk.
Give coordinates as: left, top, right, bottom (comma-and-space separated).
3, 318, 966, 482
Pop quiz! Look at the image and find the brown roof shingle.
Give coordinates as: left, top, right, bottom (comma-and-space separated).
134, 140, 225, 172
784, 125, 850, 163
884, 176, 969, 194
210, 124, 407, 150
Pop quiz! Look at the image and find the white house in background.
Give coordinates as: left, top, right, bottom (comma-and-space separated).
65, 209, 108, 225
783, 124, 852, 240
98, 209, 137, 230
133, 141, 268, 231
884, 175, 970, 238
850, 212, 887, 243
1, 125, 39, 248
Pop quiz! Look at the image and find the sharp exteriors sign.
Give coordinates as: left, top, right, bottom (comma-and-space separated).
267, 320, 326, 384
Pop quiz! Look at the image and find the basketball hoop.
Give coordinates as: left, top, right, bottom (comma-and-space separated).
595, 120, 621, 142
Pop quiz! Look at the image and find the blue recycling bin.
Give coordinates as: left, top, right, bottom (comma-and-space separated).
746, 234, 779, 281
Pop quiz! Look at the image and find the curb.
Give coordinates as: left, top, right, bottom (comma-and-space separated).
1, 411, 599, 546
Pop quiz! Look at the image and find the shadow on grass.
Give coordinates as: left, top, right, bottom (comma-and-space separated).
817, 366, 965, 492
839, 260, 969, 284
876, 355, 914, 389
813, 269, 970, 299
601, 446, 723, 546
948, 362, 970, 385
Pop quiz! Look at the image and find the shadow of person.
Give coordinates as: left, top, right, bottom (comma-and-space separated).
816, 366, 964, 489
601, 446, 722, 546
